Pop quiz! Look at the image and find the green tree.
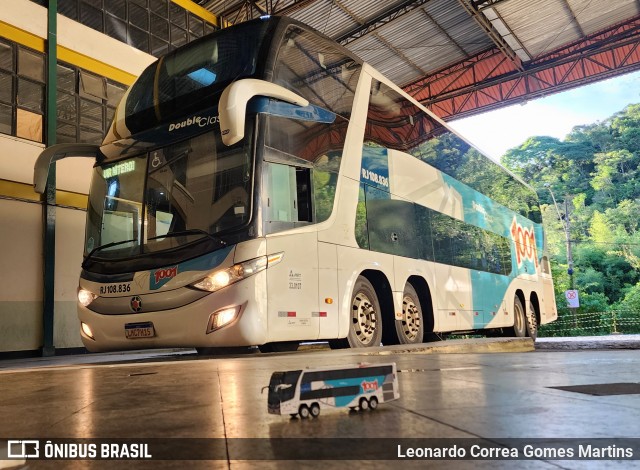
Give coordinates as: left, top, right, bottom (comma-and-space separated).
501, 101, 640, 336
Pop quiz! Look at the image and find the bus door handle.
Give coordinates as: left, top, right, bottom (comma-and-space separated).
390, 232, 399, 242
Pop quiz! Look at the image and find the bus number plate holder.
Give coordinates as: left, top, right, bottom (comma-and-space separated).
125, 322, 156, 339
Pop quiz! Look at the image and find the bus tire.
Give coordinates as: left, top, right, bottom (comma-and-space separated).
510, 296, 527, 337
347, 276, 383, 348
310, 403, 321, 418
526, 301, 538, 340
299, 405, 310, 419
359, 397, 369, 411
396, 284, 424, 344
369, 396, 378, 410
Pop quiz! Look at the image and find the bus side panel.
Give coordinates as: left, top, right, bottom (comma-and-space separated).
318, 242, 339, 339
265, 232, 320, 342
432, 264, 472, 332
387, 149, 460, 219
470, 269, 511, 328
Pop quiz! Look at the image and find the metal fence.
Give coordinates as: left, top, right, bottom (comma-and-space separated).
539, 310, 640, 337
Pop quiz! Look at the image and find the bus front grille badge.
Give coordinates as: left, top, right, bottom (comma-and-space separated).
130, 296, 143, 313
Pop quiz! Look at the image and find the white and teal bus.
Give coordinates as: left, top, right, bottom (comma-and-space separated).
34, 16, 556, 353
265, 363, 399, 418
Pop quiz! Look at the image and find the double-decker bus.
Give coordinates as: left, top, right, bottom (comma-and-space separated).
34, 16, 556, 353
265, 363, 399, 418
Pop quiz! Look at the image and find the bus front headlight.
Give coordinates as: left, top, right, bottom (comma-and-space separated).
192, 252, 284, 292
78, 288, 97, 307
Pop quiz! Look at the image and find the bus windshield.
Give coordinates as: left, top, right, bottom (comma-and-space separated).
85, 129, 252, 261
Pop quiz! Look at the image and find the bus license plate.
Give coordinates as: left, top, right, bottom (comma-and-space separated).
125, 322, 155, 339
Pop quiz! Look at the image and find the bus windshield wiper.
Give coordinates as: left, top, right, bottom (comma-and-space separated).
146, 229, 226, 245
83, 238, 138, 267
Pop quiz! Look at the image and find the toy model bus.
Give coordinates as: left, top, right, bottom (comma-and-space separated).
265, 363, 399, 418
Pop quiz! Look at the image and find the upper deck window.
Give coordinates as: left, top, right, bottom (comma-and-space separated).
120, 19, 272, 136
273, 25, 361, 119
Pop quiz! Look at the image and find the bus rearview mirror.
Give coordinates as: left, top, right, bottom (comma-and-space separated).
33, 143, 101, 194
219, 78, 309, 146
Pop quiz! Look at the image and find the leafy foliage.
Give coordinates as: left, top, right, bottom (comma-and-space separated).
501, 103, 640, 335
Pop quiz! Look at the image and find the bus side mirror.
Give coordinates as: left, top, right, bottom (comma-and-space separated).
33, 143, 101, 194
275, 384, 292, 392
218, 78, 308, 146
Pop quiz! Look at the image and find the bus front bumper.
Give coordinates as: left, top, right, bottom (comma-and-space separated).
77, 272, 268, 352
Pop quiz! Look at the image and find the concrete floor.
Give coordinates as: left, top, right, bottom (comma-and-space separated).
1, 339, 639, 469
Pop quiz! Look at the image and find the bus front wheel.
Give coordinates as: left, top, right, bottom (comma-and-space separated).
396, 284, 424, 344
299, 405, 310, 419
359, 397, 369, 411
347, 276, 383, 348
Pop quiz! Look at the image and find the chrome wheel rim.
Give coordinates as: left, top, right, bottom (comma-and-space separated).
402, 294, 421, 342
514, 301, 525, 336
352, 291, 378, 345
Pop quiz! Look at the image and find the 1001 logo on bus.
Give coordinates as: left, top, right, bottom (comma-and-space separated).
154, 266, 177, 284
510, 218, 538, 267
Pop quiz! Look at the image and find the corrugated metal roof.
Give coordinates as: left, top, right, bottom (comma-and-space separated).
196, 0, 640, 88
288, 0, 358, 38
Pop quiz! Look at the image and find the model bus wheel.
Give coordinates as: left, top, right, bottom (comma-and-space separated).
299, 405, 310, 419
369, 396, 378, 410
310, 403, 321, 418
526, 301, 539, 340
511, 296, 527, 337
348, 276, 383, 348
396, 284, 424, 344
359, 397, 369, 411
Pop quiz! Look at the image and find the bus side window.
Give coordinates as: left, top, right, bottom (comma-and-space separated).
296, 167, 312, 222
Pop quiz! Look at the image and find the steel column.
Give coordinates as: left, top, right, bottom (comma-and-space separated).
42, 0, 57, 357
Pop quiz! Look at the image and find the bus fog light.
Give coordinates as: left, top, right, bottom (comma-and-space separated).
207, 306, 241, 333
78, 288, 97, 307
81, 322, 95, 340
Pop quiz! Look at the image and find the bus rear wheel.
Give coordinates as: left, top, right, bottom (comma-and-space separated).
369, 396, 378, 410
310, 403, 321, 418
299, 405, 310, 419
510, 296, 527, 337
526, 301, 538, 340
347, 276, 382, 348
396, 284, 424, 344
